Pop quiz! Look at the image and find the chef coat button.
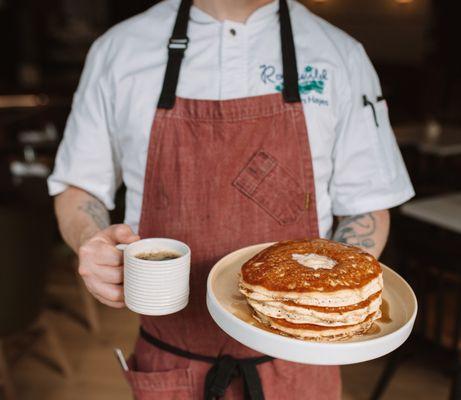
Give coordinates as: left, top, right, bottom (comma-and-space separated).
230, 28, 236, 36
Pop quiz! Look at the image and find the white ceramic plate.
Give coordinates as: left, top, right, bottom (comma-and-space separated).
206, 242, 417, 366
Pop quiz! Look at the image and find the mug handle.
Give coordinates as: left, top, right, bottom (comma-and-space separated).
116, 244, 128, 252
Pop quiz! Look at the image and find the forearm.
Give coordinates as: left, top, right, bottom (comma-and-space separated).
332, 209, 390, 259
54, 186, 110, 253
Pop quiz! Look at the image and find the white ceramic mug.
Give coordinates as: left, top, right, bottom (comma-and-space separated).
119, 238, 191, 315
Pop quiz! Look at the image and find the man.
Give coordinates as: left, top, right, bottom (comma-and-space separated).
49, 0, 414, 398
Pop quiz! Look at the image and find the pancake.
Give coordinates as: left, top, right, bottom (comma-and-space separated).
240, 239, 383, 307
239, 239, 383, 341
254, 310, 381, 341
247, 291, 382, 326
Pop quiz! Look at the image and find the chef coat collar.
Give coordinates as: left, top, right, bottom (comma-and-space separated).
165, 0, 282, 26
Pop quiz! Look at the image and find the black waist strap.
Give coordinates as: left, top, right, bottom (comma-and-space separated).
140, 327, 273, 400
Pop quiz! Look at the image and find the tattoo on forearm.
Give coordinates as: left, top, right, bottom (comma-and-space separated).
333, 213, 376, 249
78, 200, 110, 230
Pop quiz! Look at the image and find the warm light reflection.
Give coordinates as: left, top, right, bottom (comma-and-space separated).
0, 95, 49, 109
395, 0, 414, 4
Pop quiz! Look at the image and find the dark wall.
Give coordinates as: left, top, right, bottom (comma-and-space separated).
0, 0, 159, 91
110, 0, 159, 24
304, 0, 461, 124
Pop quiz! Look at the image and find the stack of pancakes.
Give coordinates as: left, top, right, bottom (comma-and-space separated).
239, 239, 383, 341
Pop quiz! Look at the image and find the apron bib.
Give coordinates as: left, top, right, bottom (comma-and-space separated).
124, 0, 340, 398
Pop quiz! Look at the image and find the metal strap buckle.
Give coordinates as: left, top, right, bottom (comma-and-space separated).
168, 37, 189, 50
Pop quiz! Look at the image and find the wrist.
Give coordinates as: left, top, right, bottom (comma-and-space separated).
77, 225, 101, 252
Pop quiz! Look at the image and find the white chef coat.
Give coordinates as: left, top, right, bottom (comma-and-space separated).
48, 0, 415, 238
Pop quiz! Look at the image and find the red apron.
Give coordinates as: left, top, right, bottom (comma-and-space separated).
123, 0, 340, 398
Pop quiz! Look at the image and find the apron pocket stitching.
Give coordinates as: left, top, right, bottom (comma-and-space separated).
233, 150, 307, 226
233, 150, 277, 195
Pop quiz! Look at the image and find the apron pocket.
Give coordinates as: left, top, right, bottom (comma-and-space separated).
123, 357, 195, 400
233, 150, 307, 225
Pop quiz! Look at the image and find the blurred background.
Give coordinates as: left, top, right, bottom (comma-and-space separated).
0, 0, 460, 399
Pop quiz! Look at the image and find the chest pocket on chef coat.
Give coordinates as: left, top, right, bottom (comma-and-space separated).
233, 150, 307, 225
364, 98, 399, 183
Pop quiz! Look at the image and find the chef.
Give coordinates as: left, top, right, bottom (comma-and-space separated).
49, 0, 414, 398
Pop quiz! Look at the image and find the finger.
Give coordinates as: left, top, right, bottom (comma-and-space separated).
81, 276, 125, 308
93, 293, 125, 309
107, 224, 140, 245
89, 279, 124, 303
91, 242, 123, 266
79, 242, 122, 270
92, 265, 123, 284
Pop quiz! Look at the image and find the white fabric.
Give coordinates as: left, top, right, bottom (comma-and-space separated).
48, 0, 415, 237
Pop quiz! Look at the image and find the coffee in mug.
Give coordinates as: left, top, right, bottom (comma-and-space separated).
135, 251, 181, 261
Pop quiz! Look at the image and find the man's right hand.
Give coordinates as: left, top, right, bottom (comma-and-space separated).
78, 224, 140, 308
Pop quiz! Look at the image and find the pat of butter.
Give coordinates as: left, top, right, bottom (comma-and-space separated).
292, 253, 336, 270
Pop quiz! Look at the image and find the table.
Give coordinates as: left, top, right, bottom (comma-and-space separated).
400, 192, 461, 234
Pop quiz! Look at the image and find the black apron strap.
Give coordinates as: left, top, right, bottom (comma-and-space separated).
157, 0, 301, 109
204, 355, 238, 399
279, 0, 301, 103
240, 361, 266, 400
157, 0, 193, 109
140, 325, 215, 363
140, 327, 273, 400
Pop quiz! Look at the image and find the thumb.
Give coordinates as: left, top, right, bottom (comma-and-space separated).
107, 224, 140, 244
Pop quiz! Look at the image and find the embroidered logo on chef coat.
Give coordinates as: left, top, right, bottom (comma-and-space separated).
259, 64, 329, 106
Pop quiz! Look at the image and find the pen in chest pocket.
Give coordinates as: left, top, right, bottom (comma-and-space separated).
363, 94, 384, 128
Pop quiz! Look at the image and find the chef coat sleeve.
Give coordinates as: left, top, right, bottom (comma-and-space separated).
329, 43, 415, 216
47, 37, 121, 210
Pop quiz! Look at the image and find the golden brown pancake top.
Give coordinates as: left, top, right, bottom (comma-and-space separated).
241, 239, 381, 293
